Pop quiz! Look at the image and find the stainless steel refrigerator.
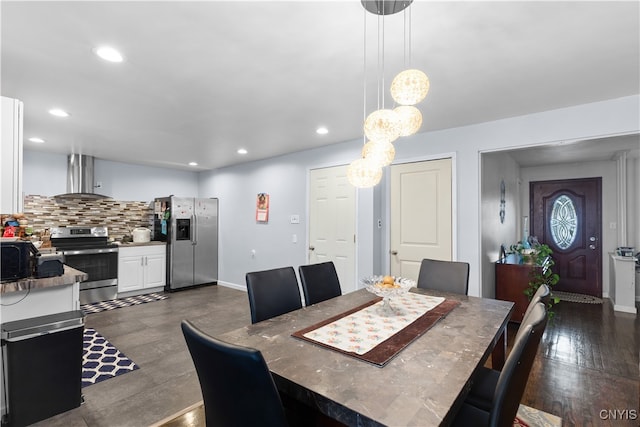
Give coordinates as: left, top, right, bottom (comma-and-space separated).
154, 196, 218, 291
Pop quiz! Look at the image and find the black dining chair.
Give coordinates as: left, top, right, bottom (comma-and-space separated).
464, 285, 550, 413
246, 266, 303, 324
453, 303, 548, 427
180, 320, 289, 427
298, 261, 342, 306
416, 258, 470, 295
521, 284, 550, 329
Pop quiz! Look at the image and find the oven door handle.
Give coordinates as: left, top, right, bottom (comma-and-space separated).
62, 248, 119, 256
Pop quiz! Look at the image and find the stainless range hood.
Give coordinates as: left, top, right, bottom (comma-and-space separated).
55, 154, 109, 199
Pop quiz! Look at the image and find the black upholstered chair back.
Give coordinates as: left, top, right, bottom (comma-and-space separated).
416, 258, 470, 295
491, 302, 547, 427
298, 261, 342, 306
517, 284, 550, 342
180, 320, 288, 427
246, 266, 302, 324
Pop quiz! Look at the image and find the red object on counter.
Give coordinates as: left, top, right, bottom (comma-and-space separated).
3, 226, 16, 237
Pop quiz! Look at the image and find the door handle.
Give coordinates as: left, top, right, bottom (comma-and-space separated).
390, 250, 398, 255
191, 214, 197, 245
589, 244, 596, 250
309, 246, 315, 251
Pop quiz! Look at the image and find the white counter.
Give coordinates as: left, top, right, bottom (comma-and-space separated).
608, 254, 637, 314
0, 266, 87, 323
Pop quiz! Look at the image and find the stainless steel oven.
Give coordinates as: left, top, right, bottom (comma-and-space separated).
51, 226, 118, 304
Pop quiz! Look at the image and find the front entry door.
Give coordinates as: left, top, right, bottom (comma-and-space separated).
308, 165, 356, 294
530, 178, 602, 297
389, 158, 452, 281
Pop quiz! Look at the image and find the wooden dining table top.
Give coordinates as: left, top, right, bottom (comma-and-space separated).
219, 287, 514, 427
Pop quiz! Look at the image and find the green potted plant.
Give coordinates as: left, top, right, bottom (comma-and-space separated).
509, 240, 560, 317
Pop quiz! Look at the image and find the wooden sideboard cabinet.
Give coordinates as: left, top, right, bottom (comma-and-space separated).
495, 261, 541, 323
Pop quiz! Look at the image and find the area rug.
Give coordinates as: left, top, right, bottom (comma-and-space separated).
81, 292, 169, 315
82, 328, 139, 387
516, 404, 562, 427
553, 290, 603, 304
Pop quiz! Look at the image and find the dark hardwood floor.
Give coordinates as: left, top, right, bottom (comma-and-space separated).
30, 285, 639, 427
520, 299, 639, 427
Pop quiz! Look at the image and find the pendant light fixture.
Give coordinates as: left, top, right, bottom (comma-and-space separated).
362, 140, 396, 167
390, 69, 430, 106
347, 157, 383, 188
394, 105, 422, 136
349, 0, 428, 188
363, 109, 401, 144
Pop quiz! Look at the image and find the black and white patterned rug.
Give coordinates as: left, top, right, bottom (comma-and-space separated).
81, 292, 169, 315
82, 328, 139, 387
553, 291, 603, 304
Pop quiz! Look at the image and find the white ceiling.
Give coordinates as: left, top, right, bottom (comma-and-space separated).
2, 1, 639, 171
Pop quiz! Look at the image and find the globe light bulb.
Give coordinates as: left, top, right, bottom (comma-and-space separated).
363, 109, 401, 144
347, 158, 383, 188
362, 140, 395, 167
390, 69, 430, 105
394, 105, 423, 136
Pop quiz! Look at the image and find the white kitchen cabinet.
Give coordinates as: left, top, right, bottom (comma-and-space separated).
1, 96, 24, 214
118, 244, 166, 295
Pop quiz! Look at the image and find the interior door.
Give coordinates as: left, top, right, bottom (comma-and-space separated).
530, 178, 602, 297
308, 165, 356, 294
390, 158, 452, 280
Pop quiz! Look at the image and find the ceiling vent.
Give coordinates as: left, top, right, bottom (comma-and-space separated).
55, 154, 109, 199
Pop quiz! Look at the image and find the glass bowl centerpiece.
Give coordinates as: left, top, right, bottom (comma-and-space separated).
361, 275, 416, 316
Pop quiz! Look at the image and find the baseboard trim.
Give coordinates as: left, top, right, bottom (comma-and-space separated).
217, 281, 246, 292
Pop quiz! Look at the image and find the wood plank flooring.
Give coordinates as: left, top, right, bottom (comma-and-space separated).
521, 300, 639, 427
29, 285, 639, 427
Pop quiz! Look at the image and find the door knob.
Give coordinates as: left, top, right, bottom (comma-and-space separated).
589, 244, 596, 250
390, 250, 398, 255
309, 246, 315, 251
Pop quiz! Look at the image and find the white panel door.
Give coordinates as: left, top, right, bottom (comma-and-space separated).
308, 165, 356, 294
390, 158, 452, 281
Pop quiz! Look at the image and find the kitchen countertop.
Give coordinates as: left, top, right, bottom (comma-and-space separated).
0, 266, 88, 294
115, 241, 166, 247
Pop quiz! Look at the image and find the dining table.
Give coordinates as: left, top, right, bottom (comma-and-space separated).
219, 287, 514, 426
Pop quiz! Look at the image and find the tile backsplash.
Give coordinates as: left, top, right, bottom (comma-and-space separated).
23, 195, 154, 241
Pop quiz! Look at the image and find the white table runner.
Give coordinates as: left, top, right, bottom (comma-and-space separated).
303, 292, 445, 355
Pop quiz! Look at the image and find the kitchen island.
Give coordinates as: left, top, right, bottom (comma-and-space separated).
1, 266, 87, 424
1, 266, 88, 323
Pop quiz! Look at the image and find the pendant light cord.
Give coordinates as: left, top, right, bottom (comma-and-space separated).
363, 8, 367, 145
376, 14, 387, 110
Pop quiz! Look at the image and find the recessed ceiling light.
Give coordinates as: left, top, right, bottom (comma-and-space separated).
188, 162, 198, 166
28, 137, 45, 143
316, 127, 329, 135
237, 148, 248, 155
94, 46, 124, 63
49, 108, 70, 117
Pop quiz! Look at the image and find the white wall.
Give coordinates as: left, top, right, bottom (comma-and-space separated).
198, 96, 640, 294
196, 142, 379, 290
635, 157, 640, 299
23, 151, 198, 201
480, 152, 520, 298
23, 96, 640, 295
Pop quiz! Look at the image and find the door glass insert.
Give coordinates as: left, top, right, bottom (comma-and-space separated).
550, 195, 578, 250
